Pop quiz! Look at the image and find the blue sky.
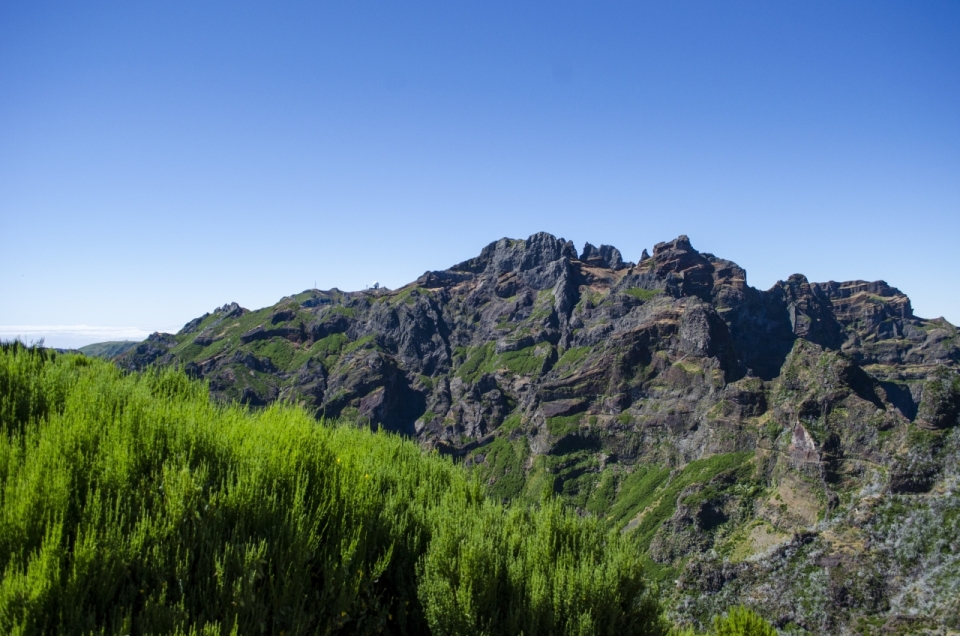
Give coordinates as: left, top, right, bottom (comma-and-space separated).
1, 1, 958, 348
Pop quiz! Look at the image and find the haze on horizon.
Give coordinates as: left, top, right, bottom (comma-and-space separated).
2, 1, 958, 349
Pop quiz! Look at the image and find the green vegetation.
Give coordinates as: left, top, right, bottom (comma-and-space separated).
500, 345, 549, 375
608, 466, 672, 527
574, 290, 604, 313
326, 305, 357, 318
556, 346, 591, 370
456, 343, 551, 383
343, 334, 379, 355
626, 453, 753, 549
168, 305, 302, 365
674, 606, 777, 636
672, 361, 702, 376
77, 340, 140, 359
622, 288, 662, 302
250, 337, 296, 370
541, 451, 601, 508
546, 413, 582, 436
421, 495, 665, 636
498, 412, 522, 433
283, 332, 350, 372
918, 365, 960, 428
0, 342, 668, 635
585, 470, 618, 516
473, 436, 529, 501
714, 606, 777, 636
456, 342, 496, 383
313, 332, 349, 363
389, 286, 432, 306
527, 289, 556, 323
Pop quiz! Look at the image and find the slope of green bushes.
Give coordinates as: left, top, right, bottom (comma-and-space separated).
0, 342, 667, 635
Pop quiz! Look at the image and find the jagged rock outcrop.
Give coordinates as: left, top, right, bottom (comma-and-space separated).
580, 242, 628, 270
114, 232, 960, 634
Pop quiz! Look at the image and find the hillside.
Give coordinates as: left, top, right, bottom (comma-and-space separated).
116, 233, 960, 633
0, 343, 670, 635
78, 339, 140, 358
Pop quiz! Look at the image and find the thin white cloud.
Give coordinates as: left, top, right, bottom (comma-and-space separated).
0, 326, 184, 350
0, 325, 155, 340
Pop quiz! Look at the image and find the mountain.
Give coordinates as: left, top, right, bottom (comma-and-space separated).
116, 233, 960, 634
78, 340, 140, 358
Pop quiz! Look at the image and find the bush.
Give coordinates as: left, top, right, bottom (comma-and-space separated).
713, 606, 777, 636
0, 343, 667, 635
670, 606, 776, 636
420, 497, 665, 636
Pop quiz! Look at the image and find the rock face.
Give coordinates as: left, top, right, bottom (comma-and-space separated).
117, 233, 960, 634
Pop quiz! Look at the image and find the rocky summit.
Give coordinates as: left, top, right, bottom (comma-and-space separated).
117, 233, 960, 634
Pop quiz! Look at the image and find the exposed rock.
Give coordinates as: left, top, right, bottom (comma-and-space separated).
120, 332, 178, 370
113, 231, 960, 634
917, 366, 960, 429
540, 398, 587, 418
580, 242, 626, 270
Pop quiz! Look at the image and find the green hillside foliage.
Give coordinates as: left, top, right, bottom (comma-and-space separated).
628, 453, 754, 551
77, 340, 140, 359
712, 607, 777, 636
621, 288, 662, 302
671, 606, 777, 636
0, 342, 668, 635
421, 497, 664, 636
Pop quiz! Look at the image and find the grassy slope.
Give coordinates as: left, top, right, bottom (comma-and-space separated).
77, 340, 140, 359
0, 343, 667, 636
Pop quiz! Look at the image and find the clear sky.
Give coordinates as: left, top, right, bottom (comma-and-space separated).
2, 1, 958, 348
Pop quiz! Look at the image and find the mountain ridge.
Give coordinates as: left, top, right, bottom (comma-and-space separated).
114, 232, 960, 633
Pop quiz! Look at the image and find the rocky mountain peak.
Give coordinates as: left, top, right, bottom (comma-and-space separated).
453, 232, 578, 276
646, 235, 721, 301
651, 234, 706, 272
579, 242, 627, 270
113, 231, 960, 632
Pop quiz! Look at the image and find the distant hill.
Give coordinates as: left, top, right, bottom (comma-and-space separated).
79, 340, 140, 358
118, 232, 960, 633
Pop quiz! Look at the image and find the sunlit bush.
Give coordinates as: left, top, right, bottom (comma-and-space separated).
0, 343, 667, 635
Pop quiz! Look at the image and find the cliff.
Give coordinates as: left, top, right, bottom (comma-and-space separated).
116, 233, 960, 633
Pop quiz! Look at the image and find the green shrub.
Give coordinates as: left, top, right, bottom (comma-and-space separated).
556, 346, 591, 369
0, 343, 667, 635
669, 606, 776, 636
713, 606, 777, 636
499, 413, 522, 433
547, 414, 583, 436
628, 453, 753, 549
608, 466, 671, 527
419, 497, 667, 636
622, 288, 661, 302
456, 343, 495, 383
500, 345, 548, 375
475, 436, 528, 501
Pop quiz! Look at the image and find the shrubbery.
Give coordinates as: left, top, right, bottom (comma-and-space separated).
672, 606, 777, 636
0, 343, 668, 635
712, 606, 777, 636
